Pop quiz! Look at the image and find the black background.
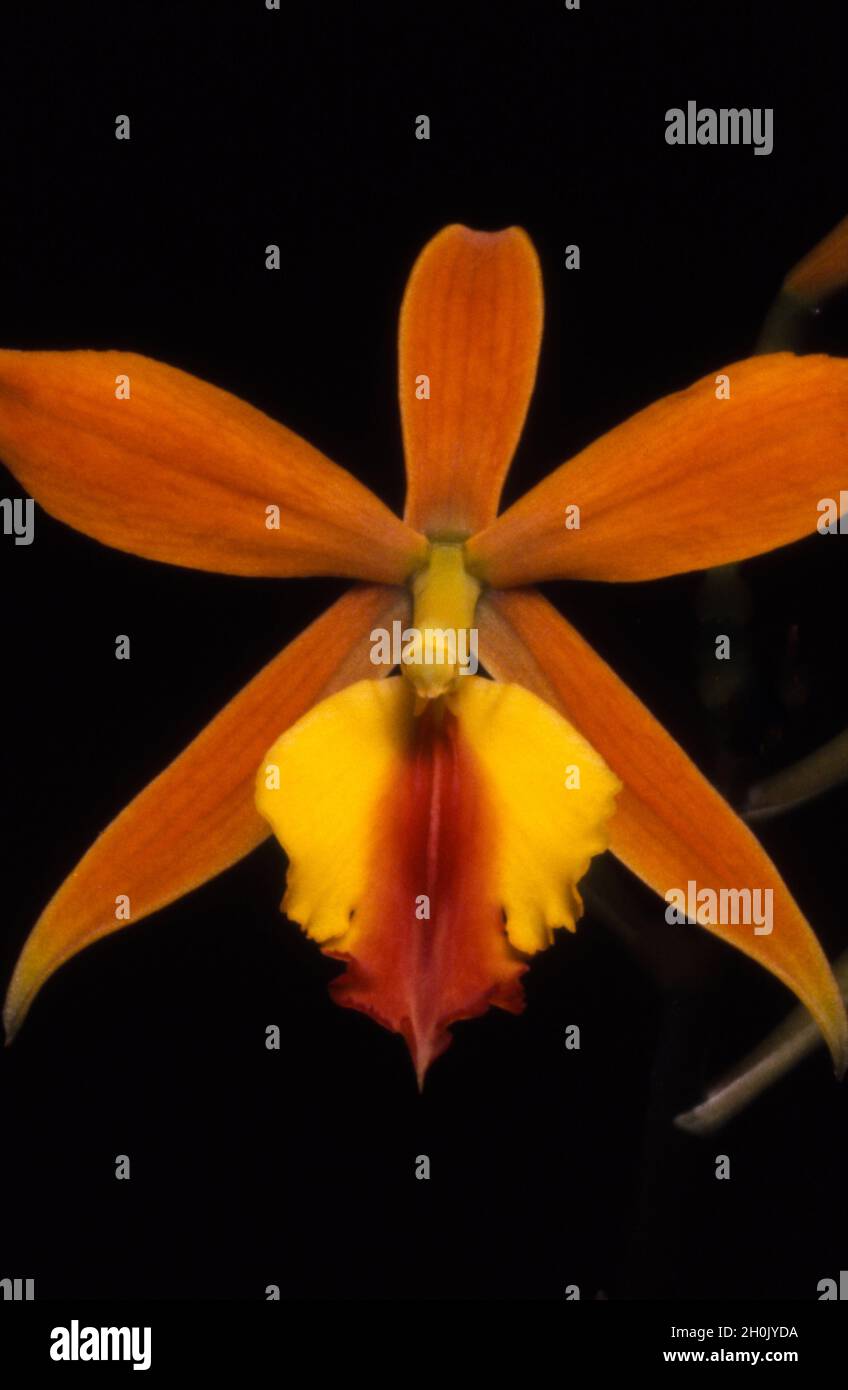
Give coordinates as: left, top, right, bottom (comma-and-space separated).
1, 0, 847, 1301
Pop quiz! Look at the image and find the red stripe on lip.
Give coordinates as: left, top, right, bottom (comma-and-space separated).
326, 701, 526, 1085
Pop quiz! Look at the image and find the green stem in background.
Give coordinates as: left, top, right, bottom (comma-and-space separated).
745, 727, 848, 822
675, 950, 848, 1135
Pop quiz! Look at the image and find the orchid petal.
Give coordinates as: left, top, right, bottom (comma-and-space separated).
467, 354, 848, 584
477, 587, 848, 1073
0, 349, 426, 582
4, 585, 407, 1040
400, 225, 543, 537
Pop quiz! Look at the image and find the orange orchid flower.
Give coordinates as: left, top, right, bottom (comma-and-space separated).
2, 223, 847, 1087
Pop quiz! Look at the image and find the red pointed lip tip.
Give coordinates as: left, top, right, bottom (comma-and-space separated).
404, 1023, 442, 1092
411, 1042, 434, 1093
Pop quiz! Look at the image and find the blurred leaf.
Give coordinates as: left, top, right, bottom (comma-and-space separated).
745, 728, 848, 822
674, 949, 848, 1135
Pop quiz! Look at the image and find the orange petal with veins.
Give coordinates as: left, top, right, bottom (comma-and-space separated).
467, 354, 848, 585
0, 349, 426, 582
478, 588, 848, 1074
400, 224, 543, 537
4, 584, 408, 1041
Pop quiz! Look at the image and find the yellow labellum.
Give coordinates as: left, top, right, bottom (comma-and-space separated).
449, 677, 621, 953
256, 674, 620, 1077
